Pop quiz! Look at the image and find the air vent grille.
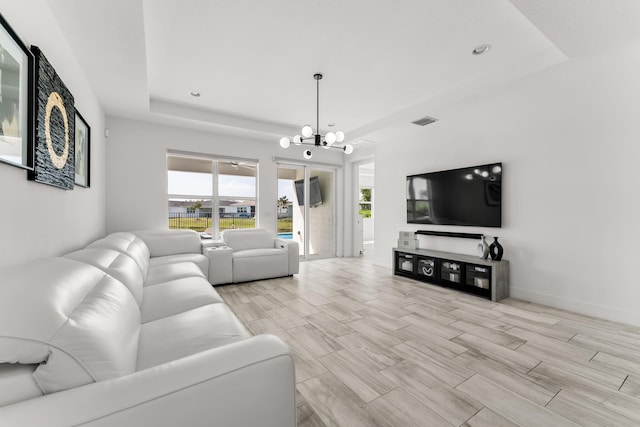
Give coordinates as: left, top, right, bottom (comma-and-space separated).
412, 116, 438, 126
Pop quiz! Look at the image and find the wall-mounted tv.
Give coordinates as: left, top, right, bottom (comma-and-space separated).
407, 163, 502, 227
295, 176, 323, 207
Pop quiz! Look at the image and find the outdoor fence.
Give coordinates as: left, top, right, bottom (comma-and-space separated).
169, 212, 255, 232
169, 212, 293, 234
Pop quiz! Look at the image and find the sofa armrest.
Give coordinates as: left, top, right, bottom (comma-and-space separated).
276, 239, 299, 275
0, 335, 296, 427
204, 246, 233, 285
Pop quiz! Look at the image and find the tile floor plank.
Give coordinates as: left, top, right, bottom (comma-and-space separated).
527, 362, 615, 403
546, 390, 639, 427
334, 332, 403, 370
455, 350, 559, 406
462, 407, 519, 427
297, 372, 388, 427
304, 311, 355, 339
456, 374, 580, 427
244, 317, 292, 341
382, 360, 483, 426
620, 375, 640, 397
288, 324, 343, 357
601, 389, 640, 422
452, 332, 540, 373
507, 327, 597, 361
390, 342, 475, 387
368, 388, 453, 427
287, 338, 327, 383
451, 319, 526, 350
318, 348, 397, 403
516, 342, 627, 390
498, 313, 577, 341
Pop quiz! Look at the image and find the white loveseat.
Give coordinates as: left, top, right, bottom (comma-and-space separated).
207, 228, 299, 285
0, 230, 296, 426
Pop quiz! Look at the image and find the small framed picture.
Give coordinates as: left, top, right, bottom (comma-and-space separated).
74, 110, 90, 187
0, 13, 34, 170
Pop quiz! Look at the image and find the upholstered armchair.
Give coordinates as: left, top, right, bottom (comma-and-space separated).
207, 228, 299, 285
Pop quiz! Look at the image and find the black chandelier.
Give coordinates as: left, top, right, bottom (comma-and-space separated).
279, 73, 353, 159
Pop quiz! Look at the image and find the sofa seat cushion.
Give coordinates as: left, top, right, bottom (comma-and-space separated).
0, 364, 42, 407
0, 258, 140, 394
232, 248, 288, 283
64, 248, 144, 306
141, 277, 224, 323
137, 304, 250, 371
145, 261, 206, 287
148, 254, 209, 280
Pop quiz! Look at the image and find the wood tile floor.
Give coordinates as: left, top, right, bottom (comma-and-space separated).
216, 257, 640, 426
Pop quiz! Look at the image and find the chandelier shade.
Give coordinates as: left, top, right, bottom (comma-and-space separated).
278, 73, 353, 158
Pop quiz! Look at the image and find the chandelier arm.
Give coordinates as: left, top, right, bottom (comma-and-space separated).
296, 140, 342, 149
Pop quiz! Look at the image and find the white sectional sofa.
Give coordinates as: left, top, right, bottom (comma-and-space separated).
207, 228, 299, 285
0, 230, 296, 426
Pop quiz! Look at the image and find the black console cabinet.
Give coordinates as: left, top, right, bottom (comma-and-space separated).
393, 247, 509, 301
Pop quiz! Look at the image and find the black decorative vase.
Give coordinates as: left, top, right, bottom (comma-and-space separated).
489, 237, 504, 261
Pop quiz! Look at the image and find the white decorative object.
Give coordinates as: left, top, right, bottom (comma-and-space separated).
477, 235, 490, 259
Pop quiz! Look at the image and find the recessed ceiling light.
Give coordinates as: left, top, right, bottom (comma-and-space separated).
472, 44, 491, 55
189, 91, 201, 97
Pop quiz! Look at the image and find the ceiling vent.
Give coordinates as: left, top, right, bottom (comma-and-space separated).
411, 116, 438, 126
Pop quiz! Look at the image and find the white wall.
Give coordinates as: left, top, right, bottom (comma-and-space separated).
372, 43, 640, 326
0, 0, 106, 269
105, 117, 345, 255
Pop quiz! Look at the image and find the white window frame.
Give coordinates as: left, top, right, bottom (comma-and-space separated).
168, 150, 258, 237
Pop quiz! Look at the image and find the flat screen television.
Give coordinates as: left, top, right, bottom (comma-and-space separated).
295, 176, 323, 207
406, 163, 502, 227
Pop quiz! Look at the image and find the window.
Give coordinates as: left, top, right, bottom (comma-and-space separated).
359, 187, 373, 218
167, 153, 257, 237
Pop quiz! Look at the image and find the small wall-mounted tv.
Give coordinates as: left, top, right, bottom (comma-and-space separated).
295, 176, 323, 207
407, 163, 502, 227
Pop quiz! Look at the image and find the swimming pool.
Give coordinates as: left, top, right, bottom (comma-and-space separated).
277, 232, 293, 239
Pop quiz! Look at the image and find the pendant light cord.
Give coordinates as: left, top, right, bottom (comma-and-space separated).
316, 77, 320, 137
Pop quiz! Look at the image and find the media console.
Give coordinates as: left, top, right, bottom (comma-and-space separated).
393, 247, 509, 301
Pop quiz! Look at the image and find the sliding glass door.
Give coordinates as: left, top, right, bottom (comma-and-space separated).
307, 167, 334, 257
277, 163, 335, 259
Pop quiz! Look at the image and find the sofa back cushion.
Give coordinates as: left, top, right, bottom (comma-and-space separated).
0, 258, 140, 394
64, 248, 144, 306
134, 229, 202, 257
221, 228, 275, 252
87, 232, 150, 281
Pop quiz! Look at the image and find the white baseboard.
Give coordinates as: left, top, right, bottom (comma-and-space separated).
510, 286, 640, 328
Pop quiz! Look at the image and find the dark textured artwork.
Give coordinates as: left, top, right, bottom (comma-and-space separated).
28, 46, 74, 189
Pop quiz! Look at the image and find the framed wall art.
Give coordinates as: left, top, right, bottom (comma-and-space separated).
74, 110, 90, 188
0, 13, 34, 170
28, 46, 75, 189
